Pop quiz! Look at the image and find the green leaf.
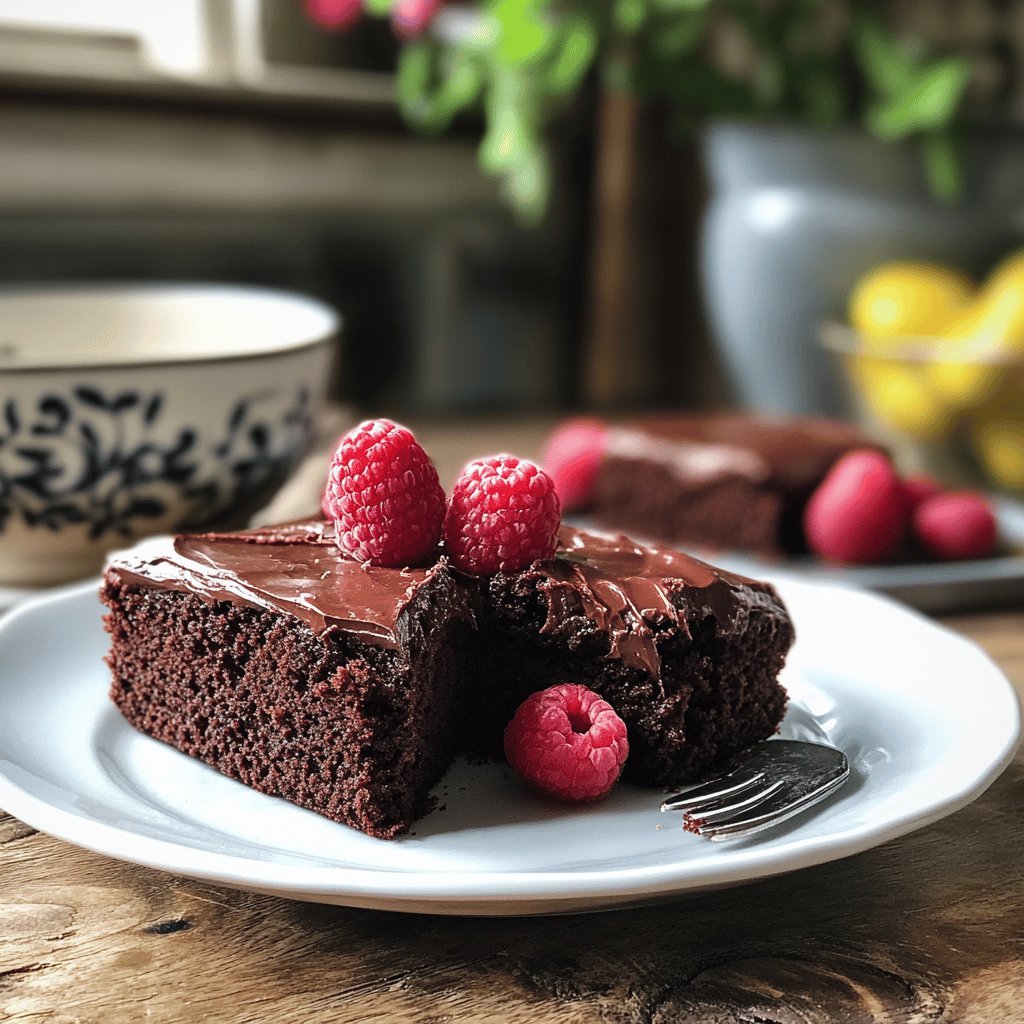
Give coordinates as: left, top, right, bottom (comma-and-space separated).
491, 0, 552, 66
479, 69, 531, 174
921, 129, 963, 202
395, 43, 483, 134
395, 43, 435, 127
541, 14, 598, 95
442, 51, 484, 108
650, 8, 710, 57
363, 0, 394, 14
853, 12, 917, 99
650, 0, 710, 11
501, 137, 550, 225
613, 0, 647, 34
866, 55, 971, 140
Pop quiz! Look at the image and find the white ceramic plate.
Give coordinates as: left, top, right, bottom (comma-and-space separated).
0, 581, 47, 615
0, 580, 1018, 916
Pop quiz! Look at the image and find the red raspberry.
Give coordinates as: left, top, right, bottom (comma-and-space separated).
804, 449, 909, 564
913, 491, 998, 560
903, 474, 943, 512
392, 0, 444, 38
444, 454, 561, 574
324, 418, 445, 566
304, 0, 362, 31
504, 684, 629, 802
541, 418, 607, 513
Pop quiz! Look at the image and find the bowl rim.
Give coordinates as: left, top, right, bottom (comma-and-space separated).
820, 319, 1024, 368
0, 282, 340, 374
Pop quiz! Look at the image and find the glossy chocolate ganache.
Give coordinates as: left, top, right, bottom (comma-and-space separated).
521, 527, 783, 677
106, 519, 781, 672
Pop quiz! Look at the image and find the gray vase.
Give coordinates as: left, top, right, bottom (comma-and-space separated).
700, 121, 1024, 416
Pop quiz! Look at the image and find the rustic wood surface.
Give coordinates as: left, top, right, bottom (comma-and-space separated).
2, 609, 1021, 1023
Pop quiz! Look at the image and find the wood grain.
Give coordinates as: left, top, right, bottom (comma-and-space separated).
2, 615, 1022, 1023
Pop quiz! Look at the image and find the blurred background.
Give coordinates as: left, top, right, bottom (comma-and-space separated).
4, 0, 1024, 588
9, 0, 1024, 414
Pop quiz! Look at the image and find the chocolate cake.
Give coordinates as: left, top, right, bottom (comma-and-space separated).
591, 414, 874, 555
102, 521, 476, 840
102, 519, 793, 838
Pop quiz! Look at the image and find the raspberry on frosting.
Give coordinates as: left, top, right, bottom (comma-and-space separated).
443, 454, 561, 575
323, 418, 446, 567
504, 684, 629, 802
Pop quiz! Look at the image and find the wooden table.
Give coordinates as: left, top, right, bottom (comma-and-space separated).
3, 422, 1023, 1022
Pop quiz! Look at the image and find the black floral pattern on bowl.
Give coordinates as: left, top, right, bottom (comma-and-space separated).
0, 386, 312, 539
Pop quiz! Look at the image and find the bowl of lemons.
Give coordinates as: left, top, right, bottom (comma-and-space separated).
822, 252, 1024, 493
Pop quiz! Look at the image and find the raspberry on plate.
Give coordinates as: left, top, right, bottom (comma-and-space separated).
323, 418, 446, 567
444, 454, 561, 574
541, 418, 607, 513
913, 492, 998, 560
504, 684, 629, 802
804, 449, 909, 564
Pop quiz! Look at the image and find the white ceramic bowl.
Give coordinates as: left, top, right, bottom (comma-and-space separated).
0, 284, 337, 585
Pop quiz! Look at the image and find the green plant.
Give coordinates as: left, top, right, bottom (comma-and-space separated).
360, 1, 976, 220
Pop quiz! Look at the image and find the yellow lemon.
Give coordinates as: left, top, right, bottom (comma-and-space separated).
847, 354, 956, 442
967, 249, 1024, 356
849, 262, 974, 353
926, 249, 1024, 410
926, 303, 1009, 411
971, 378, 1024, 491
983, 249, 1024, 311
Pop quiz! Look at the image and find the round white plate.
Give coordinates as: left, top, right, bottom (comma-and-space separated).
0, 579, 1018, 916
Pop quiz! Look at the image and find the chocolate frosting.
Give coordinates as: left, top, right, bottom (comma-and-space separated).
106, 519, 438, 648
605, 413, 873, 489
106, 519, 784, 677
525, 526, 777, 677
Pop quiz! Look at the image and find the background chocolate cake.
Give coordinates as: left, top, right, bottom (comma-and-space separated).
590, 414, 877, 556
103, 520, 794, 838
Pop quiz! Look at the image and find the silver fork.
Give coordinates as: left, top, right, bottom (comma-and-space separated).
661, 739, 850, 841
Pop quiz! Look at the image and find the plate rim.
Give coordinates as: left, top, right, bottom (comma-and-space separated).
0, 578, 1019, 911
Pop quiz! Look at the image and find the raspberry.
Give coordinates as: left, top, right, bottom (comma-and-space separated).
444, 455, 561, 574
324, 418, 445, 566
392, 0, 444, 38
504, 684, 629, 802
913, 491, 998, 560
541, 418, 607, 513
304, 0, 362, 31
903, 474, 943, 512
804, 449, 909, 564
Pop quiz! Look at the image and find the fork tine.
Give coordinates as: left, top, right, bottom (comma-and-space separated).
660, 769, 765, 813
697, 769, 849, 841
682, 778, 787, 827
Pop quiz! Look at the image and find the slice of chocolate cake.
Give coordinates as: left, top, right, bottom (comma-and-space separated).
101, 520, 475, 840
473, 527, 792, 787
103, 519, 793, 837
590, 413, 874, 555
